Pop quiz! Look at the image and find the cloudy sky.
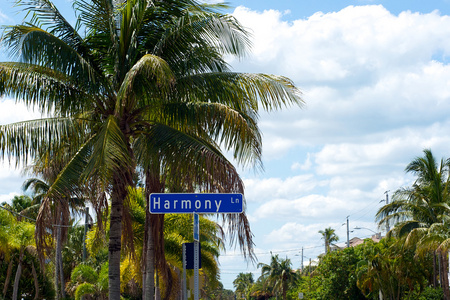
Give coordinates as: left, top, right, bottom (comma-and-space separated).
1, 0, 450, 290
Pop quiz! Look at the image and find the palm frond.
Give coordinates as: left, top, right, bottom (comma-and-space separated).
0, 62, 95, 115
177, 72, 303, 112
0, 117, 80, 166
84, 116, 131, 182
135, 123, 244, 193
14, 0, 83, 47
75, 0, 119, 78
2, 26, 99, 87
117, 54, 175, 104
153, 5, 250, 56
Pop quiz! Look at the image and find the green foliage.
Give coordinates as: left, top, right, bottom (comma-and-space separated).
74, 283, 96, 300
291, 247, 366, 300
71, 264, 99, 284
417, 286, 444, 300
356, 238, 431, 300
68, 262, 109, 300
315, 247, 366, 300
0, 249, 55, 299
62, 224, 88, 279
405, 286, 444, 300
203, 281, 235, 299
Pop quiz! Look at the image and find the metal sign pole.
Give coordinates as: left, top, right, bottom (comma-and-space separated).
194, 212, 199, 300
182, 243, 187, 300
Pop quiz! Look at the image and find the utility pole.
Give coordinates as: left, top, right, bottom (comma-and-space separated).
347, 216, 350, 248
385, 191, 390, 233
83, 207, 89, 261
301, 247, 304, 271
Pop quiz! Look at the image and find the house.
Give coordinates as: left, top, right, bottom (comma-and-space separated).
331, 233, 382, 252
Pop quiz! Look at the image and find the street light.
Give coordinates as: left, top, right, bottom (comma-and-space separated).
354, 226, 377, 234
379, 191, 390, 233
295, 247, 307, 271
354, 226, 381, 239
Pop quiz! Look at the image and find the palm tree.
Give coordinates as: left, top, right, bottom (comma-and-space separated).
376, 149, 450, 298
22, 150, 86, 299
258, 254, 300, 300
1, 195, 39, 221
319, 227, 339, 254
0, 1, 303, 299
233, 272, 254, 299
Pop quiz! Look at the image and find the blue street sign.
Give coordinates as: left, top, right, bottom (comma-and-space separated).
193, 212, 199, 241
149, 193, 243, 214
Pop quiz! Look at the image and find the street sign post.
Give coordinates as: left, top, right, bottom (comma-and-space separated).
149, 193, 243, 214
149, 193, 244, 300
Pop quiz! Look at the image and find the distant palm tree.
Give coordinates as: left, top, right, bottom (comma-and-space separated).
233, 272, 254, 299
1, 195, 39, 221
258, 254, 300, 300
319, 227, 339, 254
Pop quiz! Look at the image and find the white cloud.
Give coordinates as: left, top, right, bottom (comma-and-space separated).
0, 192, 19, 204
243, 174, 326, 203
0, 98, 44, 124
291, 153, 312, 171
252, 194, 349, 221
0, 161, 24, 203
230, 5, 450, 157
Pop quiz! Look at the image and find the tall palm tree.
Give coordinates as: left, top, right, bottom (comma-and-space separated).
257, 254, 299, 300
0, 1, 303, 299
376, 149, 450, 298
319, 227, 339, 254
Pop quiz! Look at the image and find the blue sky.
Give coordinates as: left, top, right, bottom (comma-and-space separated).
1, 0, 450, 291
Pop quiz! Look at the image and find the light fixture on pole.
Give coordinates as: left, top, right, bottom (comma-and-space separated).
354, 226, 380, 239
379, 190, 390, 233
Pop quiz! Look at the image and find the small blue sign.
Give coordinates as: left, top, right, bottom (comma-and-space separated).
150, 193, 243, 214
193, 212, 199, 241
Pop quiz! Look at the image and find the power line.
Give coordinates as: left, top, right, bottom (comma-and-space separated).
220, 245, 323, 257
0, 205, 36, 222
348, 197, 382, 221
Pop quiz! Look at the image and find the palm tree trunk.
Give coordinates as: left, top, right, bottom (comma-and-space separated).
59, 247, 66, 298
433, 251, 437, 287
31, 261, 39, 300
440, 253, 444, 289
109, 180, 126, 300
441, 251, 450, 300
12, 249, 24, 300
143, 218, 155, 300
56, 209, 66, 299
143, 167, 164, 300
155, 272, 161, 300
3, 259, 13, 298
55, 243, 60, 299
